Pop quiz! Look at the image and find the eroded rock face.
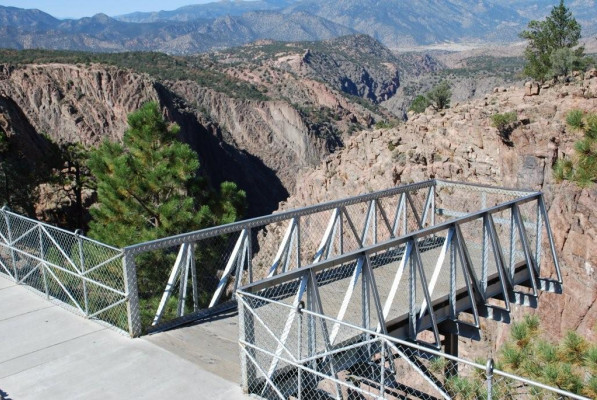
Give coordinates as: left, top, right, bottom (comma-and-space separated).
0, 63, 356, 216
0, 64, 158, 145
283, 74, 597, 344
165, 81, 328, 194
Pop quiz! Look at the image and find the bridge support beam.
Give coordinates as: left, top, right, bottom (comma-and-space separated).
443, 332, 459, 379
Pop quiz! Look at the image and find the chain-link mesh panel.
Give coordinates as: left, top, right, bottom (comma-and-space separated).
235, 181, 573, 399
133, 181, 439, 332
0, 209, 128, 334
238, 290, 585, 400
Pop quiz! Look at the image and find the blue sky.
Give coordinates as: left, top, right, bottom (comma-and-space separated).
0, 1, 218, 19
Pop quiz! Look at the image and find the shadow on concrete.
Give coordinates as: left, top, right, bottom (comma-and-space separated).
0, 389, 13, 400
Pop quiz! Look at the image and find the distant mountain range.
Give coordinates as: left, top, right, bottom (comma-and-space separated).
0, 0, 595, 54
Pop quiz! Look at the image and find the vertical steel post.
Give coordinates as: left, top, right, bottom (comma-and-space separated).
238, 294, 257, 394
122, 249, 142, 337
539, 195, 563, 283
75, 230, 89, 316
373, 200, 378, 244
190, 242, 199, 312
450, 226, 457, 318
535, 200, 542, 270
444, 333, 459, 379
431, 185, 436, 227
486, 358, 494, 400
247, 229, 254, 284
362, 254, 371, 344
380, 340, 386, 397
3, 209, 17, 281
307, 273, 316, 370
509, 209, 516, 277
339, 209, 344, 255
408, 240, 417, 340
39, 224, 49, 298
482, 214, 489, 292
297, 302, 303, 400
296, 219, 301, 270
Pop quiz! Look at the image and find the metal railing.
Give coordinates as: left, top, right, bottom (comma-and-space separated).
237, 291, 588, 399
123, 180, 443, 335
235, 182, 569, 399
0, 207, 130, 334
0, 180, 565, 342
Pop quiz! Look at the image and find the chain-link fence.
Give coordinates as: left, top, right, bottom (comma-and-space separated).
0, 207, 129, 334
0, 180, 562, 341
123, 180, 442, 335
236, 182, 572, 399
237, 292, 588, 400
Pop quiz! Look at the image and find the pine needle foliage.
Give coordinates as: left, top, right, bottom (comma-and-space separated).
498, 315, 595, 397
554, 109, 597, 187
520, 0, 589, 82
88, 101, 245, 247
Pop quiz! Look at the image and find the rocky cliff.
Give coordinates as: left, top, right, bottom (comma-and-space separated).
281, 70, 597, 345
0, 60, 386, 217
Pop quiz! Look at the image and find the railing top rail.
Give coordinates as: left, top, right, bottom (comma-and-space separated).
124, 179, 534, 255
435, 179, 537, 196
123, 179, 435, 254
0, 207, 122, 253
239, 191, 542, 293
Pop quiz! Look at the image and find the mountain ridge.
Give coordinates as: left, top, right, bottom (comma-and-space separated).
1, 1, 595, 54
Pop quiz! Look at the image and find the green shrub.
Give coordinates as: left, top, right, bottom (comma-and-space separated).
426, 81, 452, 111
554, 109, 597, 187
491, 112, 518, 133
566, 109, 584, 130
374, 120, 398, 129
409, 94, 430, 114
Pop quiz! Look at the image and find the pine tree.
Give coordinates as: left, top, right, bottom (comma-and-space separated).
88, 101, 245, 247
497, 316, 594, 397
520, 0, 588, 82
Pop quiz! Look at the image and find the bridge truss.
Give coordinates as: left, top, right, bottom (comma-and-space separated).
234, 181, 578, 399
0, 180, 585, 398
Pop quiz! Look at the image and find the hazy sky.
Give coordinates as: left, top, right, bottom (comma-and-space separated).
0, 1, 220, 19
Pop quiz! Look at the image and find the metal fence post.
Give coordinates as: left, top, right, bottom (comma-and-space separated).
38, 223, 49, 298
237, 293, 256, 394
122, 249, 142, 337
75, 230, 89, 316
297, 300, 304, 400
2, 208, 18, 281
486, 358, 494, 400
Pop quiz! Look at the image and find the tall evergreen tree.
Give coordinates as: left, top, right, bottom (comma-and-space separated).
88, 101, 245, 247
520, 0, 587, 81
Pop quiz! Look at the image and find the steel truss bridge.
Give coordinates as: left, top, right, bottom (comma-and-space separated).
0, 180, 588, 399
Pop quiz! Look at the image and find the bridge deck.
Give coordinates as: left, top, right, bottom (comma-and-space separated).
248, 239, 518, 352
0, 275, 245, 400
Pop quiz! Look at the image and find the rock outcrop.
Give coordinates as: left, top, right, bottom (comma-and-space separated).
282, 73, 597, 344
0, 61, 385, 217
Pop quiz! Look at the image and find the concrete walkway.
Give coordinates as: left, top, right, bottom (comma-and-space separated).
0, 275, 247, 400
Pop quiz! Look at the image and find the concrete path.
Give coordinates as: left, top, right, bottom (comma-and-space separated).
146, 309, 241, 383
0, 275, 247, 400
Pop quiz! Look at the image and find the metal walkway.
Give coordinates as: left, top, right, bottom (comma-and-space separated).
0, 180, 586, 399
